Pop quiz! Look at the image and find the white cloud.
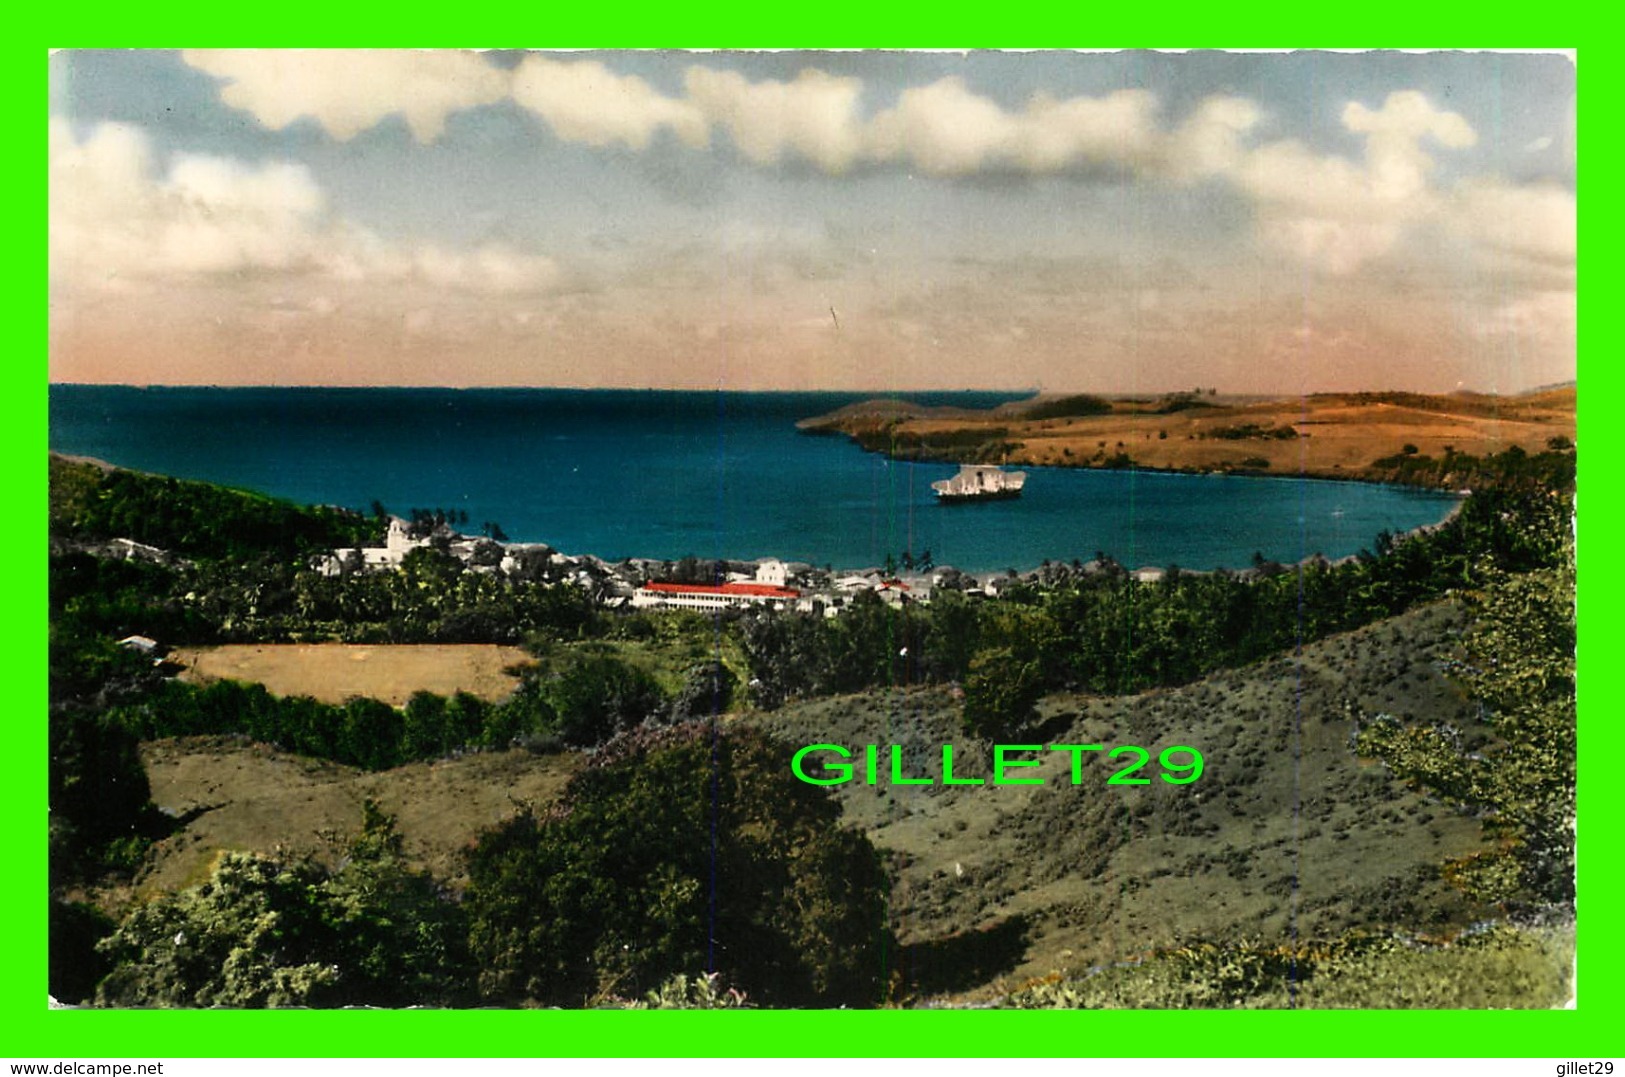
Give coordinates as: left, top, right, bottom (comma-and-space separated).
1475, 289, 1575, 342
1161, 95, 1263, 179
407, 244, 560, 294
684, 66, 865, 171
1011, 88, 1162, 172
50, 118, 332, 286
865, 76, 1022, 174
511, 56, 707, 150
1343, 90, 1476, 200
1452, 178, 1576, 267
154, 155, 328, 275
175, 52, 1242, 182
1219, 92, 1481, 273
182, 50, 510, 143
1212, 91, 1573, 277
50, 119, 559, 295
167, 55, 1575, 284
864, 78, 1164, 175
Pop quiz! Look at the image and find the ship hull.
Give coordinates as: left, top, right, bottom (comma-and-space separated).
935, 488, 1023, 503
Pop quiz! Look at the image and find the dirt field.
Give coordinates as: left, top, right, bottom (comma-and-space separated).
172, 643, 533, 706
133, 738, 578, 896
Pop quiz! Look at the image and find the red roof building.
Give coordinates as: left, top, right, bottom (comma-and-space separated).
632, 580, 801, 610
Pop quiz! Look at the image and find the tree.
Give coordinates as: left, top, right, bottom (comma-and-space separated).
961, 646, 1045, 739
738, 610, 830, 709
463, 726, 894, 1007
50, 899, 116, 1005
922, 588, 980, 682
96, 851, 340, 1007
402, 690, 450, 759
317, 799, 474, 1006
545, 654, 667, 746
95, 804, 470, 1008
49, 708, 155, 882
338, 696, 405, 771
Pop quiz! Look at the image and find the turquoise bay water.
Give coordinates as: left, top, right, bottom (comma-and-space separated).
48, 386, 1461, 574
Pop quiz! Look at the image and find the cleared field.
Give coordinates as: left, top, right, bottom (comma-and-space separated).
172, 643, 533, 706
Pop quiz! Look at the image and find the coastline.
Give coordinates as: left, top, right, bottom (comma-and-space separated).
797, 387, 1576, 492
50, 450, 1469, 588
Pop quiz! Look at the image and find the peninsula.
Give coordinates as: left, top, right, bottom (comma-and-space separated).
799, 387, 1576, 486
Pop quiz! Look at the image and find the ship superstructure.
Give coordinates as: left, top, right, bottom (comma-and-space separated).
931, 464, 1027, 502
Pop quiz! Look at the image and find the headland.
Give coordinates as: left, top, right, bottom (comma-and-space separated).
799, 387, 1576, 487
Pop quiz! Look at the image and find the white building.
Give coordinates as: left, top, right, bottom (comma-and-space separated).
631, 581, 801, 611
318, 518, 425, 576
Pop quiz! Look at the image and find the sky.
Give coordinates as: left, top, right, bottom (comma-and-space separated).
47, 49, 1576, 393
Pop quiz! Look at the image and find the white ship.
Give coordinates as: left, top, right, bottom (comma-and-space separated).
931, 464, 1027, 503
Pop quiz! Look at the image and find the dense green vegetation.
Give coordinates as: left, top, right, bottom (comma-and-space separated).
1205, 422, 1300, 440
1368, 442, 1575, 489
464, 726, 893, 1006
91, 646, 720, 771
51, 456, 377, 562
1152, 391, 1220, 413
51, 544, 602, 647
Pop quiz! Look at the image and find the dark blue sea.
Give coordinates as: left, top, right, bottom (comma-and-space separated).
48, 386, 1462, 574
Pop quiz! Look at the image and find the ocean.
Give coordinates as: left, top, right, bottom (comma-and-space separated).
48, 385, 1462, 574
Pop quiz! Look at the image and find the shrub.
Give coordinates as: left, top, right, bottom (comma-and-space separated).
95, 803, 470, 1008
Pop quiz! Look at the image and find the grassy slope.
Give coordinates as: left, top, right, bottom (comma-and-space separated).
124, 739, 579, 901
752, 598, 1497, 998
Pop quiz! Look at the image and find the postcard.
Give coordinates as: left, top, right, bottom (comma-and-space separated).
46, 49, 1577, 1021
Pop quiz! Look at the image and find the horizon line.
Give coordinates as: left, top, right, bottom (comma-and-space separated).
47, 381, 1578, 398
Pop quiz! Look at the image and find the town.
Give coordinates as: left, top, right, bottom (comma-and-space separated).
301, 511, 1220, 619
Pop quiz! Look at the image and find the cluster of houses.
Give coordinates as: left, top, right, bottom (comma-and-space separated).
310, 517, 957, 617
309, 515, 1254, 619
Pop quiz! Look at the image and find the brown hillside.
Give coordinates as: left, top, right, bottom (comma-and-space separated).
806, 389, 1576, 483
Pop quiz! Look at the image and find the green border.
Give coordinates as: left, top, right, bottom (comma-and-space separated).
22, 13, 1612, 1060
